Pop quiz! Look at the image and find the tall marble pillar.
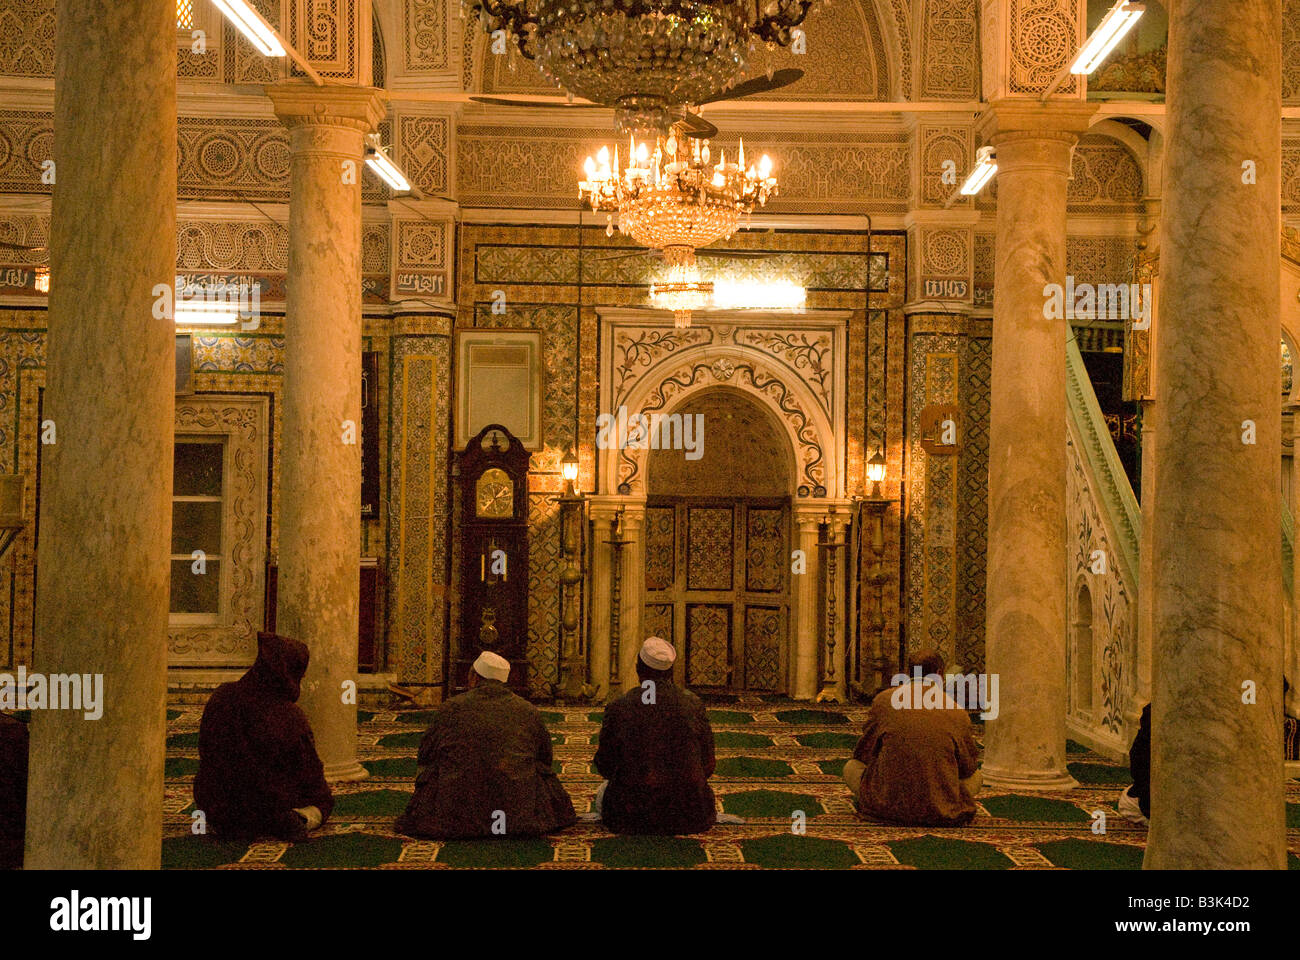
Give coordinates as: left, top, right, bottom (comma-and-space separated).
269, 85, 385, 781
24, 0, 176, 869
1145, 0, 1285, 869
979, 104, 1092, 790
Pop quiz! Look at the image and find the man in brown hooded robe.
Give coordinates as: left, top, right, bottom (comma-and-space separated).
0, 712, 27, 868
395, 651, 576, 839
844, 650, 981, 827
194, 631, 334, 841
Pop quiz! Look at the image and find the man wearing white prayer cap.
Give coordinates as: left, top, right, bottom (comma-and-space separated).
395, 648, 575, 838
472, 650, 511, 682
592, 637, 717, 834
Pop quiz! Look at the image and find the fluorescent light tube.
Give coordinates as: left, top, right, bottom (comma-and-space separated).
211, 0, 286, 57
1071, 1, 1145, 74
959, 147, 997, 196
365, 145, 412, 193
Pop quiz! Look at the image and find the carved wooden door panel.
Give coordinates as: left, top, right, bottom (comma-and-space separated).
644, 498, 789, 693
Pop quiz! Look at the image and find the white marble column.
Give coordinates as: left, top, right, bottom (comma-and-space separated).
616, 506, 647, 695
1145, 0, 1286, 869
979, 103, 1093, 791
269, 85, 385, 782
791, 507, 823, 699
24, 0, 176, 869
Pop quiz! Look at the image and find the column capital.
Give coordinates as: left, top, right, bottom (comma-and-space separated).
975, 99, 1098, 143
266, 83, 388, 134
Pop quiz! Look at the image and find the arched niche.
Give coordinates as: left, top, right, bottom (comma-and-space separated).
598, 312, 845, 500
646, 387, 797, 499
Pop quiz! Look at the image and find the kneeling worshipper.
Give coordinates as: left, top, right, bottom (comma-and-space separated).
193, 631, 334, 842
843, 650, 982, 827
0, 711, 27, 868
592, 637, 723, 834
395, 651, 576, 839
1118, 702, 1151, 826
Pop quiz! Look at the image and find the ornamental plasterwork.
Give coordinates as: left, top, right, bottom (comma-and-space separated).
920, 0, 981, 100
918, 124, 972, 207
600, 314, 847, 498
403, 0, 449, 71
1007, 0, 1082, 97
1068, 136, 1144, 212
169, 395, 270, 667
1065, 423, 1135, 744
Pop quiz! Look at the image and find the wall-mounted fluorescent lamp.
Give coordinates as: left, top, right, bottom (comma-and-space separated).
945, 146, 997, 206
174, 302, 244, 325
959, 146, 998, 196
1040, 1, 1145, 100
209, 0, 324, 85
365, 142, 413, 193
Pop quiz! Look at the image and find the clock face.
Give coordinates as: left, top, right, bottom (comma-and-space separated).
476, 467, 514, 518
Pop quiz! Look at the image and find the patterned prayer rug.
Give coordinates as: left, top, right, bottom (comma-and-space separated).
160, 696, 1300, 870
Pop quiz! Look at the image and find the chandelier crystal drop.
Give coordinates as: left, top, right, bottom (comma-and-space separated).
463, 0, 817, 135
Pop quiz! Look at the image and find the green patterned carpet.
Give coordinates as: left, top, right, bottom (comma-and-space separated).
161, 696, 1300, 870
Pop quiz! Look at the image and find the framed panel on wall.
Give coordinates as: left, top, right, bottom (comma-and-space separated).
454, 329, 544, 451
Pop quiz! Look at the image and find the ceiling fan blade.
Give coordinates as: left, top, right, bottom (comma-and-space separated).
469, 96, 604, 109
696, 249, 776, 260
0, 240, 45, 252
699, 68, 805, 105
674, 113, 719, 139
592, 249, 658, 263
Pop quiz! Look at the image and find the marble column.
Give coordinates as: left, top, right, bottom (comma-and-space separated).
616, 505, 646, 695
979, 103, 1093, 791
269, 85, 385, 782
791, 507, 823, 700
586, 497, 628, 700
1145, 0, 1285, 869
24, 0, 176, 869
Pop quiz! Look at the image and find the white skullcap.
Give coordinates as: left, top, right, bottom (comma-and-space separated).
473, 651, 511, 682
639, 636, 677, 671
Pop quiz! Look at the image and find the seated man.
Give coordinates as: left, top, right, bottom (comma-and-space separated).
593, 637, 717, 835
395, 651, 576, 839
844, 650, 981, 827
194, 631, 334, 841
0, 712, 28, 869
1118, 702, 1151, 825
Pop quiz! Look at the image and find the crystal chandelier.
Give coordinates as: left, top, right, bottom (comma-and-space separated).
579, 129, 777, 326
463, 0, 817, 136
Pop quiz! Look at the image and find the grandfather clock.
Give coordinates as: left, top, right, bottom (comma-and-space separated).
455, 423, 531, 694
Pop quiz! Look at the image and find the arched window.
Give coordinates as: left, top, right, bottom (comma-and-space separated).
1072, 582, 1095, 716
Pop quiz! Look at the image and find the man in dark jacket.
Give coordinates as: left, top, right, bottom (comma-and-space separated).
594, 637, 717, 835
1119, 702, 1151, 824
0, 711, 27, 868
395, 651, 576, 839
194, 631, 334, 841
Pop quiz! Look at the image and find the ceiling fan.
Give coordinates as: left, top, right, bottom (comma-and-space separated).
470, 67, 806, 140
0, 240, 45, 253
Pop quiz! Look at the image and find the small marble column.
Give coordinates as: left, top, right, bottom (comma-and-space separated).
791, 508, 823, 700
586, 497, 628, 700
269, 85, 385, 782
979, 103, 1093, 791
24, 0, 176, 869
616, 504, 646, 694
1145, 0, 1285, 869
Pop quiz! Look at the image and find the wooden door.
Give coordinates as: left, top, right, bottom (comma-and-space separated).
644, 497, 790, 693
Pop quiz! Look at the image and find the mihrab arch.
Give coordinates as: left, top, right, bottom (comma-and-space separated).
588, 309, 853, 700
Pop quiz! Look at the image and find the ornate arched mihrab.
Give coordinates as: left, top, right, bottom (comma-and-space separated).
598, 315, 847, 499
